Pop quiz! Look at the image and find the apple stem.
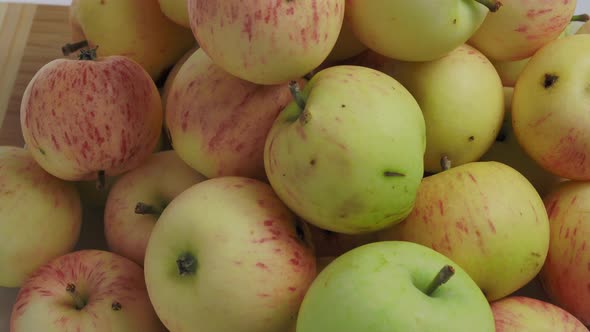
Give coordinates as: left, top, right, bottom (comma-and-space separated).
289, 81, 307, 110
96, 170, 106, 191
176, 252, 197, 277
571, 14, 590, 22
62, 40, 88, 56
473, 0, 502, 12
111, 301, 122, 311
135, 202, 163, 215
425, 265, 455, 296
440, 155, 452, 171
66, 283, 87, 310
78, 46, 99, 61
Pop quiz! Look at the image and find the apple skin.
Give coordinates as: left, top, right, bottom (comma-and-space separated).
379, 161, 550, 301
264, 65, 426, 234
161, 45, 198, 119
0, 146, 82, 288
143, 176, 317, 332
344, 0, 489, 62
187, 0, 345, 85
158, 0, 190, 28
491, 296, 589, 331
539, 180, 590, 325
10, 250, 166, 332
356, 44, 504, 173
166, 48, 301, 180
104, 150, 207, 266
20, 55, 163, 182
479, 87, 563, 197
492, 57, 531, 88
468, 0, 576, 61
324, 16, 367, 62
577, 21, 590, 35
70, 0, 196, 81
296, 241, 495, 332
512, 34, 590, 181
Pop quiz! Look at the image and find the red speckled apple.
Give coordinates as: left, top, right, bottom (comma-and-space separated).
10, 250, 166, 332
20, 50, 163, 186
0, 146, 82, 288
491, 296, 588, 331
188, 0, 345, 85
166, 48, 301, 180
540, 180, 590, 325
144, 177, 317, 332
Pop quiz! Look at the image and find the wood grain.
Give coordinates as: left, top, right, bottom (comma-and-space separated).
0, 5, 71, 147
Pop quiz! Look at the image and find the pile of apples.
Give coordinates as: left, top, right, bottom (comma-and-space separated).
3, 0, 590, 331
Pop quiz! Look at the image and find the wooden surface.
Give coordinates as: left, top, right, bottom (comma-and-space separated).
0, 4, 71, 147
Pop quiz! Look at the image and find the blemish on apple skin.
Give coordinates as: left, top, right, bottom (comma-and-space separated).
438, 200, 445, 215
257, 293, 271, 298
546, 199, 559, 218
256, 262, 269, 270
288, 287, 297, 292
487, 219, 497, 234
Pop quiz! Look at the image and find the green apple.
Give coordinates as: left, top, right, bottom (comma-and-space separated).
0, 146, 82, 288
357, 44, 504, 173
468, 0, 577, 61
491, 296, 589, 331
479, 87, 562, 197
380, 161, 550, 301
325, 16, 367, 62
144, 177, 317, 332
344, 0, 500, 62
104, 150, 207, 266
539, 181, 590, 325
264, 65, 426, 234
165, 49, 301, 180
188, 0, 345, 85
10, 250, 166, 332
512, 34, 590, 180
158, 0, 190, 28
296, 241, 495, 332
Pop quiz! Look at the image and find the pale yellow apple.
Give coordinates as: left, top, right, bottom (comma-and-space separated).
492, 57, 531, 87
70, 0, 196, 81
158, 0, 190, 28
325, 16, 366, 62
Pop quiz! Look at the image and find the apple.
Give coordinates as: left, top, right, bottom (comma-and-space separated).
344, 0, 500, 62
539, 180, 590, 325
491, 296, 589, 331
0, 146, 82, 288
324, 16, 367, 62
492, 57, 531, 88
161, 45, 198, 118
68, 0, 196, 81
479, 87, 563, 197
379, 161, 550, 301
296, 241, 495, 332
468, 0, 576, 61
158, 0, 190, 28
356, 44, 504, 173
165, 49, 301, 180
104, 150, 207, 266
264, 65, 426, 234
143, 176, 317, 332
577, 20, 590, 34
512, 34, 590, 180
10, 250, 165, 332
20, 51, 163, 187
187, 0, 345, 85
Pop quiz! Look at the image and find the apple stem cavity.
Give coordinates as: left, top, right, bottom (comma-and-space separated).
176, 252, 197, 277
96, 170, 106, 191
135, 202, 163, 215
289, 81, 307, 111
424, 265, 455, 296
62, 40, 89, 56
440, 155, 452, 171
66, 283, 87, 310
473, 0, 502, 12
572, 14, 590, 22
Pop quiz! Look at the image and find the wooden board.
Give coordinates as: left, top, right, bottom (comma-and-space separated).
0, 4, 71, 147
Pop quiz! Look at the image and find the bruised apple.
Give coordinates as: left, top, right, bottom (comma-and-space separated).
20, 51, 163, 186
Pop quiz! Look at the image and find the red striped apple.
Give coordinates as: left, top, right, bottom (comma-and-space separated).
10, 250, 165, 332
104, 150, 207, 266
144, 177, 316, 332
188, 0, 345, 85
540, 180, 590, 325
491, 296, 588, 331
0, 146, 82, 288
166, 48, 301, 180
20, 51, 163, 187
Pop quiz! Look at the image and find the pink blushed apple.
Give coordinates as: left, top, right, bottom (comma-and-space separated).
9, 250, 166, 332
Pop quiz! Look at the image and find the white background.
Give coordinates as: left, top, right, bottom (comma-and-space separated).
0, 0, 590, 331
